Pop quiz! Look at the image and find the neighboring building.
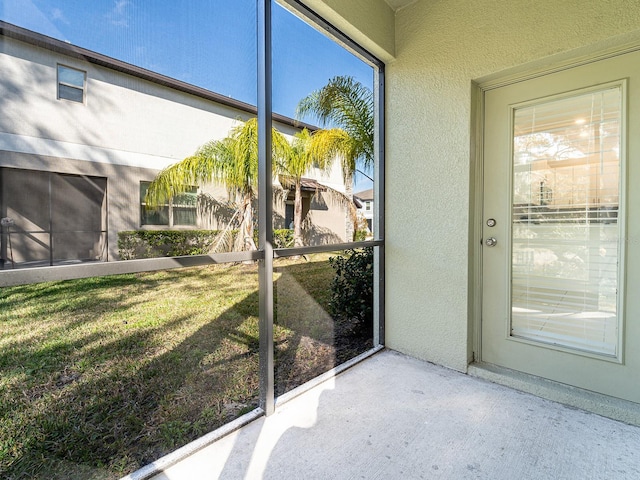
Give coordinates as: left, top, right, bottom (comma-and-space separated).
354, 188, 374, 234
0, 22, 351, 268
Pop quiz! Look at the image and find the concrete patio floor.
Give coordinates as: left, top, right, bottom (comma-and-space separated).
149, 350, 640, 480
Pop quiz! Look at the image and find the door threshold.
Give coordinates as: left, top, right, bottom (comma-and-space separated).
468, 362, 640, 427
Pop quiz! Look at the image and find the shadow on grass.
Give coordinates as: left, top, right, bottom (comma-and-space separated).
1, 267, 260, 480
273, 256, 372, 397
1, 258, 371, 479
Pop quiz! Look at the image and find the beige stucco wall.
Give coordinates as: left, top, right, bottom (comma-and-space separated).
311, 0, 640, 372
386, 0, 640, 371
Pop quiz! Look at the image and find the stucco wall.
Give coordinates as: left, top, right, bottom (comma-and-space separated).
386, 0, 640, 371
0, 37, 253, 166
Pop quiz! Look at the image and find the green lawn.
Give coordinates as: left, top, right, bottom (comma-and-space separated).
0, 254, 371, 479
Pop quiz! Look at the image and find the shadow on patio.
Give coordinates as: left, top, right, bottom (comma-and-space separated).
145, 350, 640, 479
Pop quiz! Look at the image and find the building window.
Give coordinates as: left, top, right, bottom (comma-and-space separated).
57, 65, 85, 103
365, 201, 372, 211
285, 203, 294, 229
140, 182, 197, 227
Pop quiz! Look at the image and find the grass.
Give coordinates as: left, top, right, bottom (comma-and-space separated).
273, 256, 371, 394
0, 254, 371, 479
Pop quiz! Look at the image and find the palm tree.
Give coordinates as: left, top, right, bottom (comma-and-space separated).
279, 128, 339, 248
145, 118, 289, 252
147, 75, 374, 251
296, 76, 374, 240
279, 129, 313, 248
296, 75, 374, 182
279, 127, 370, 247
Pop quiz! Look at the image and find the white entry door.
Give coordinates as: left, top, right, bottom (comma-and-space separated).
482, 50, 640, 403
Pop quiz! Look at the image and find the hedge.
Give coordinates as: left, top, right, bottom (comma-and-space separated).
118, 229, 295, 260
117, 230, 224, 259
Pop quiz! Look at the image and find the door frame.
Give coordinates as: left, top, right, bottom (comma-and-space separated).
470, 39, 640, 368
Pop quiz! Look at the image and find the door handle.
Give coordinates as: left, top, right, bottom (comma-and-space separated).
484, 237, 497, 247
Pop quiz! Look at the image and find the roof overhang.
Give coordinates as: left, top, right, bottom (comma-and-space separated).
279, 176, 328, 192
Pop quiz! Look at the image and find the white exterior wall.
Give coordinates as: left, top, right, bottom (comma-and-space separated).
0, 34, 347, 179
0, 37, 252, 171
310, 0, 640, 372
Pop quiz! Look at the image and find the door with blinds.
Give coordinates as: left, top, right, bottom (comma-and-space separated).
482, 49, 640, 403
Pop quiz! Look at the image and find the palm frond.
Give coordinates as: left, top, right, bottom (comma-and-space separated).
209, 208, 242, 253
144, 155, 200, 208
308, 128, 358, 182
271, 124, 292, 175
278, 128, 313, 178
296, 75, 374, 167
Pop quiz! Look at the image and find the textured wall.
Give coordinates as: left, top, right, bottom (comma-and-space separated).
386, 0, 640, 371
0, 38, 251, 164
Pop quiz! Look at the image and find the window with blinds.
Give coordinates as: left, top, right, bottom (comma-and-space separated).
510, 85, 622, 356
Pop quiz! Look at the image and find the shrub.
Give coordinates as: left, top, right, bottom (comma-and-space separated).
354, 229, 368, 242
118, 229, 296, 259
329, 247, 374, 335
273, 229, 294, 248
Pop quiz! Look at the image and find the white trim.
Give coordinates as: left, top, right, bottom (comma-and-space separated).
0, 132, 178, 170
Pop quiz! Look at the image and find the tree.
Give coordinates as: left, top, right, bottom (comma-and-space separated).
146, 76, 375, 251
280, 128, 364, 249
296, 75, 374, 182
279, 128, 334, 248
296, 76, 374, 240
145, 118, 289, 252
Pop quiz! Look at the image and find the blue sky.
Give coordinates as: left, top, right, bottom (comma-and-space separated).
1, 0, 373, 119
1, 0, 374, 189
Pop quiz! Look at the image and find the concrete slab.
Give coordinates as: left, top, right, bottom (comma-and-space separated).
150, 350, 640, 480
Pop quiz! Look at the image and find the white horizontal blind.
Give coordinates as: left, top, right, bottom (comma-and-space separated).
511, 86, 622, 356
